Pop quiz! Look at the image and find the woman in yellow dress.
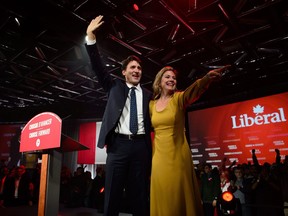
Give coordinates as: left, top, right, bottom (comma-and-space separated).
149, 65, 230, 216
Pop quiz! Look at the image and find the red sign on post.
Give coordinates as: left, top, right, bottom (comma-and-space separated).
20, 112, 62, 152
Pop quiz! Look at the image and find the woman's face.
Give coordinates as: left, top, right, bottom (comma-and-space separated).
160, 70, 177, 94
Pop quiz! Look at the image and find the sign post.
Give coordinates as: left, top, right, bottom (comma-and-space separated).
20, 112, 89, 216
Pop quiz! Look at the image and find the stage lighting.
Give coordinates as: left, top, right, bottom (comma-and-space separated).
216, 191, 242, 216
100, 187, 105, 193
133, 3, 139, 11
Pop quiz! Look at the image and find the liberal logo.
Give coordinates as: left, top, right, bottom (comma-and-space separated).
231, 105, 286, 129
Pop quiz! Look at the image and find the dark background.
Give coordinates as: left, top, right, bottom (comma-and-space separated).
1, 0, 288, 123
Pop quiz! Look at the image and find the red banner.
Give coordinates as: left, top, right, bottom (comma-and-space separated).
78, 122, 107, 164
188, 92, 288, 167
20, 112, 62, 152
78, 122, 97, 164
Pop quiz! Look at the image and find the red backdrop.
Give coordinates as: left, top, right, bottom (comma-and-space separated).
188, 92, 288, 167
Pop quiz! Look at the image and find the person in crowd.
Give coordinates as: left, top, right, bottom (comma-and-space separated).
200, 163, 221, 216
31, 163, 41, 204
242, 163, 259, 215
281, 154, 288, 216
2, 165, 33, 207
85, 15, 152, 216
60, 165, 72, 204
229, 166, 249, 216
67, 166, 87, 207
252, 162, 284, 216
220, 170, 231, 193
250, 149, 285, 216
219, 157, 234, 193
83, 170, 93, 207
149, 65, 229, 216
0, 166, 9, 207
90, 166, 105, 212
275, 148, 281, 165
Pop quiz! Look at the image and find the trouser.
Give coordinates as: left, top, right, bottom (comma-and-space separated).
104, 136, 149, 216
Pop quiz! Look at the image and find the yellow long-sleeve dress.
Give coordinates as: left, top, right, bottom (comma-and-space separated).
149, 77, 210, 216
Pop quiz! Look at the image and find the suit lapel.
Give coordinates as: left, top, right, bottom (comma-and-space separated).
124, 84, 130, 97
142, 88, 150, 117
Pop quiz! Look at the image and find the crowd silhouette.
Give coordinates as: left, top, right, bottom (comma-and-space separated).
0, 149, 287, 216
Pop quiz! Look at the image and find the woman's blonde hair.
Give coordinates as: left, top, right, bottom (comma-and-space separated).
152, 66, 177, 99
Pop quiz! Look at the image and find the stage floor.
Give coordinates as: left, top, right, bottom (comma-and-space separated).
0, 204, 132, 216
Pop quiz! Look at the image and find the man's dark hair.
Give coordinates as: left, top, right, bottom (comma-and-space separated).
204, 163, 212, 169
121, 55, 142, 71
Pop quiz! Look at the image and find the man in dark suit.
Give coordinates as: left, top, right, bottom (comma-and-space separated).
2, 165, 33, 207
85, 15, 152, 216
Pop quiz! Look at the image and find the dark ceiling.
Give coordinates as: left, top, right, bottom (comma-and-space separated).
1, 0, 288, 123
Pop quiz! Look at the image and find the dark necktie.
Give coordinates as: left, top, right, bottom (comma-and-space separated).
129, 87, 138, 134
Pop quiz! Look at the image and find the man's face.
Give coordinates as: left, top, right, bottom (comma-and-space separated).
204, 165, 211, 174
234, 169, 243, 178
16, 166, 25, 178
122, 60, 142, 86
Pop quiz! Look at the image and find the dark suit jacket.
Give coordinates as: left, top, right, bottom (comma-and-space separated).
85, 43, 152, 154
3, 173, 33, 205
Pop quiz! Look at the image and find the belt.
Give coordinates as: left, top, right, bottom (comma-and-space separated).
116, 133, 145, 140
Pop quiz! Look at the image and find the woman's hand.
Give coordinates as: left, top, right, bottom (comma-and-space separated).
206, 65, 231, 81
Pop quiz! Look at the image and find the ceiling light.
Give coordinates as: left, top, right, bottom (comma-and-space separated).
133, 3, 139, 11
14, 17, 20, 26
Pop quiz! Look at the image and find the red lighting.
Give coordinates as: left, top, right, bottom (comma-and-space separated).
133, 3, 139, 11
100, 187, 105, 193
222, 191, 233, 202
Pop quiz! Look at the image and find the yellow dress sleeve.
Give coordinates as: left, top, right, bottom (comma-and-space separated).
177, 75, 211, 110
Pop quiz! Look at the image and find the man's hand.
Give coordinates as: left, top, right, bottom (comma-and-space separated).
86, 15, 104, 41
